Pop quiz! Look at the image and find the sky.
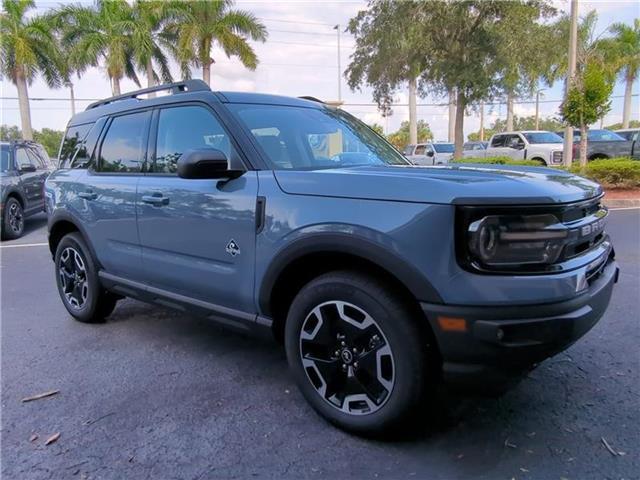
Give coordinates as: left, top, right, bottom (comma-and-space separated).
1, 0, 639, 141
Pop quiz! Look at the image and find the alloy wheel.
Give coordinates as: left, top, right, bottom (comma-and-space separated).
7, 202, 23, 234
299, 301, 395, 415
58, 247, 89, 309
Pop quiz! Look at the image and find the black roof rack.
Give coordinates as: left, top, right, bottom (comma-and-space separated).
86, 79, 210, 111
298, 96, 325, 104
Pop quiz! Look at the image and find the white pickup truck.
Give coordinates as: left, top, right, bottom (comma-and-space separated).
403, 142, 454, 165
481, 131, 565, 166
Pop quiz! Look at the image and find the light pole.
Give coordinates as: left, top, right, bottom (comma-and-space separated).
535, 88, 545, 130
479, 102, 485, 141
563, 0, 579, 166
334, 24, 342, 102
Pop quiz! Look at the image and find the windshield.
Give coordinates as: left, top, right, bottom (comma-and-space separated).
523, 132, 563, 144
229, 104, 409, 170
1, 145, 12, 172
586, 130, 625, 142
432, 143, 454, 153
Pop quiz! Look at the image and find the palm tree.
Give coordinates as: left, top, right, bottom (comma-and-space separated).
0, 0, 62, 140
58, 0, 140, 96
130, 0, 183, 97
598, 20, 640, 129
172, 0, 267, 86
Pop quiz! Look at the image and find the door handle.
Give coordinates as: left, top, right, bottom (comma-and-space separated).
78, 191, 97, 200
142, 193, 170, 206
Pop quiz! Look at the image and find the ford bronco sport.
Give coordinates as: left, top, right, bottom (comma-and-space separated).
46, 80, 618, 434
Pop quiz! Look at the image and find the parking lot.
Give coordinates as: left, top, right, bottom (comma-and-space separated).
1, 209, 638, 480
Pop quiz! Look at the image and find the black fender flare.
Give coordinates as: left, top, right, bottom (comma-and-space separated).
258, 232, 443, 315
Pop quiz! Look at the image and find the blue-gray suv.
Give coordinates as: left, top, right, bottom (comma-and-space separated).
46, 80, 618, 434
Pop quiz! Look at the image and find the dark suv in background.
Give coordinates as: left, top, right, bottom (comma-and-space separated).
1, 140, 51, 239
45, 80, 618, 434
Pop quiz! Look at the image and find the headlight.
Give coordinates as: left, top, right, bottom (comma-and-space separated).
467, 214, 568, 267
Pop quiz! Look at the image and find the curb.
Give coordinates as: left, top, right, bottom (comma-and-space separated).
603, 199, 640, 208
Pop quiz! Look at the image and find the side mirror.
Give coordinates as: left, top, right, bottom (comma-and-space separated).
177, 148, 244, 180
509, 140, 524, 150
426, 150, 435, 157
19, 164, 37, 173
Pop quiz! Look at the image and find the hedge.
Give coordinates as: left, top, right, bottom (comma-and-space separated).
451, 156, 640, 189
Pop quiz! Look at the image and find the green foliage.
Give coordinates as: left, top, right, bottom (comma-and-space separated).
450, 156, 542, 166
604, 120, 640, 130
0, 125, 63, 157
467, 115, 564, 141
386, 120, 433, 149
569, 158, 640, 189
170, 0, 267, 82
33, 128, 63, 157
368, 123, 384, 136
561, 61, 614, 128
0, 125, 22, 141
0, 0, 63, 86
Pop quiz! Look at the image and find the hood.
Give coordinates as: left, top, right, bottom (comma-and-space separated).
273, 164, 602, 205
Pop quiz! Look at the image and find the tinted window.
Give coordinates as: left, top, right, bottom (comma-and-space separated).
433, 143, 454, 153
98, 112, 149, 173
26, 149, 46, 169
403, 145, 414, 155
1, 145, 11, 172
491, 135, 506, 147
587, 130, 625, 142
70, 119, 106, 169
522, 132, 563, 144
414, 145, 426, 155
231, 104, 408, 170
154, 106, 234, 174
59, 124, 92, 168
15, 148, 34, 169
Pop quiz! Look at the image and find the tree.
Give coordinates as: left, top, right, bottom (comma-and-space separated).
597, 20, 640, 129
33, 128, 64, 157
130, 0, 182, 93
0, 125, 22, 141
0, 0, 62, 140
386, 120, 433, 149
171, 0, 267, 86
561, 61, 613, 166
346, 1, 426, 145
368, 123, 384, 136
416, 1, 554, 159
58, 0, 141, 96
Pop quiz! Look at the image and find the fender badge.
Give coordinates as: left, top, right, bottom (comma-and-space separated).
225, 239, 240, 257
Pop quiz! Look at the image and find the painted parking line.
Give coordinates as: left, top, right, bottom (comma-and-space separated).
0, 242, 48, 249
608, 207, 640, 211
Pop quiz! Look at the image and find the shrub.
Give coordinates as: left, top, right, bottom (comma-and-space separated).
569, 158, 640, 189
451, 156, 542, 166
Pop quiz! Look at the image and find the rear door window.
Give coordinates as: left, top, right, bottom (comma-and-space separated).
491, 135, 506, 147
97, 111, 150, 173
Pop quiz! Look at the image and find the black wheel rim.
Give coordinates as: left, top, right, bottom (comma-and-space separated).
58, 247, 88, 309
299, 301, 395, 415
8, 202, 23, 234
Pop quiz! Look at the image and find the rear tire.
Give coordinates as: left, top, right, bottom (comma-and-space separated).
54, 232, 118, 323
2, 197, 24, 240
285, 270, 430, 435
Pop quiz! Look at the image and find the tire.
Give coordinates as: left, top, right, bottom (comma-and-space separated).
285, 270, 429, 435
531, 157, 547, 166
54, 232, 118, 323
2, 197, 25, 240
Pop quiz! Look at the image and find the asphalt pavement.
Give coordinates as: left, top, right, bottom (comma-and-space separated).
1, 210, 639, 480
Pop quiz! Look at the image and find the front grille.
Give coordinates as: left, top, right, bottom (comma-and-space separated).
552, 151, 563, 164
555, 196, 608, 262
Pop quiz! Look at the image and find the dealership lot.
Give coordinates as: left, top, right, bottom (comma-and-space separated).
1, 210, 638, 480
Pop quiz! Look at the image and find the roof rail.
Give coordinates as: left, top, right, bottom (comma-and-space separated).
298, 96, 325, 104
86, 79, 210, 111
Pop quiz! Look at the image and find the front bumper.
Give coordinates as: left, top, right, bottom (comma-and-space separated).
421, 257, 619, 389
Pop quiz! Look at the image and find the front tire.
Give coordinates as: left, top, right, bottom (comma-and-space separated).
2, 197, 25, 240
285, 271, 430, 435
54, 232, 118, 323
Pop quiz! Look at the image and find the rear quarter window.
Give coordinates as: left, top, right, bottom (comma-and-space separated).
59, 123, 92, 168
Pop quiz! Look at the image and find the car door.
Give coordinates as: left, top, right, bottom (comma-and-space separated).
486, 134, 509, 157
14, 146, 42, 214
136, 103, 258, 313
505, 134, 526, 160
26, 147, 51, 210
80, 110, 151, 280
